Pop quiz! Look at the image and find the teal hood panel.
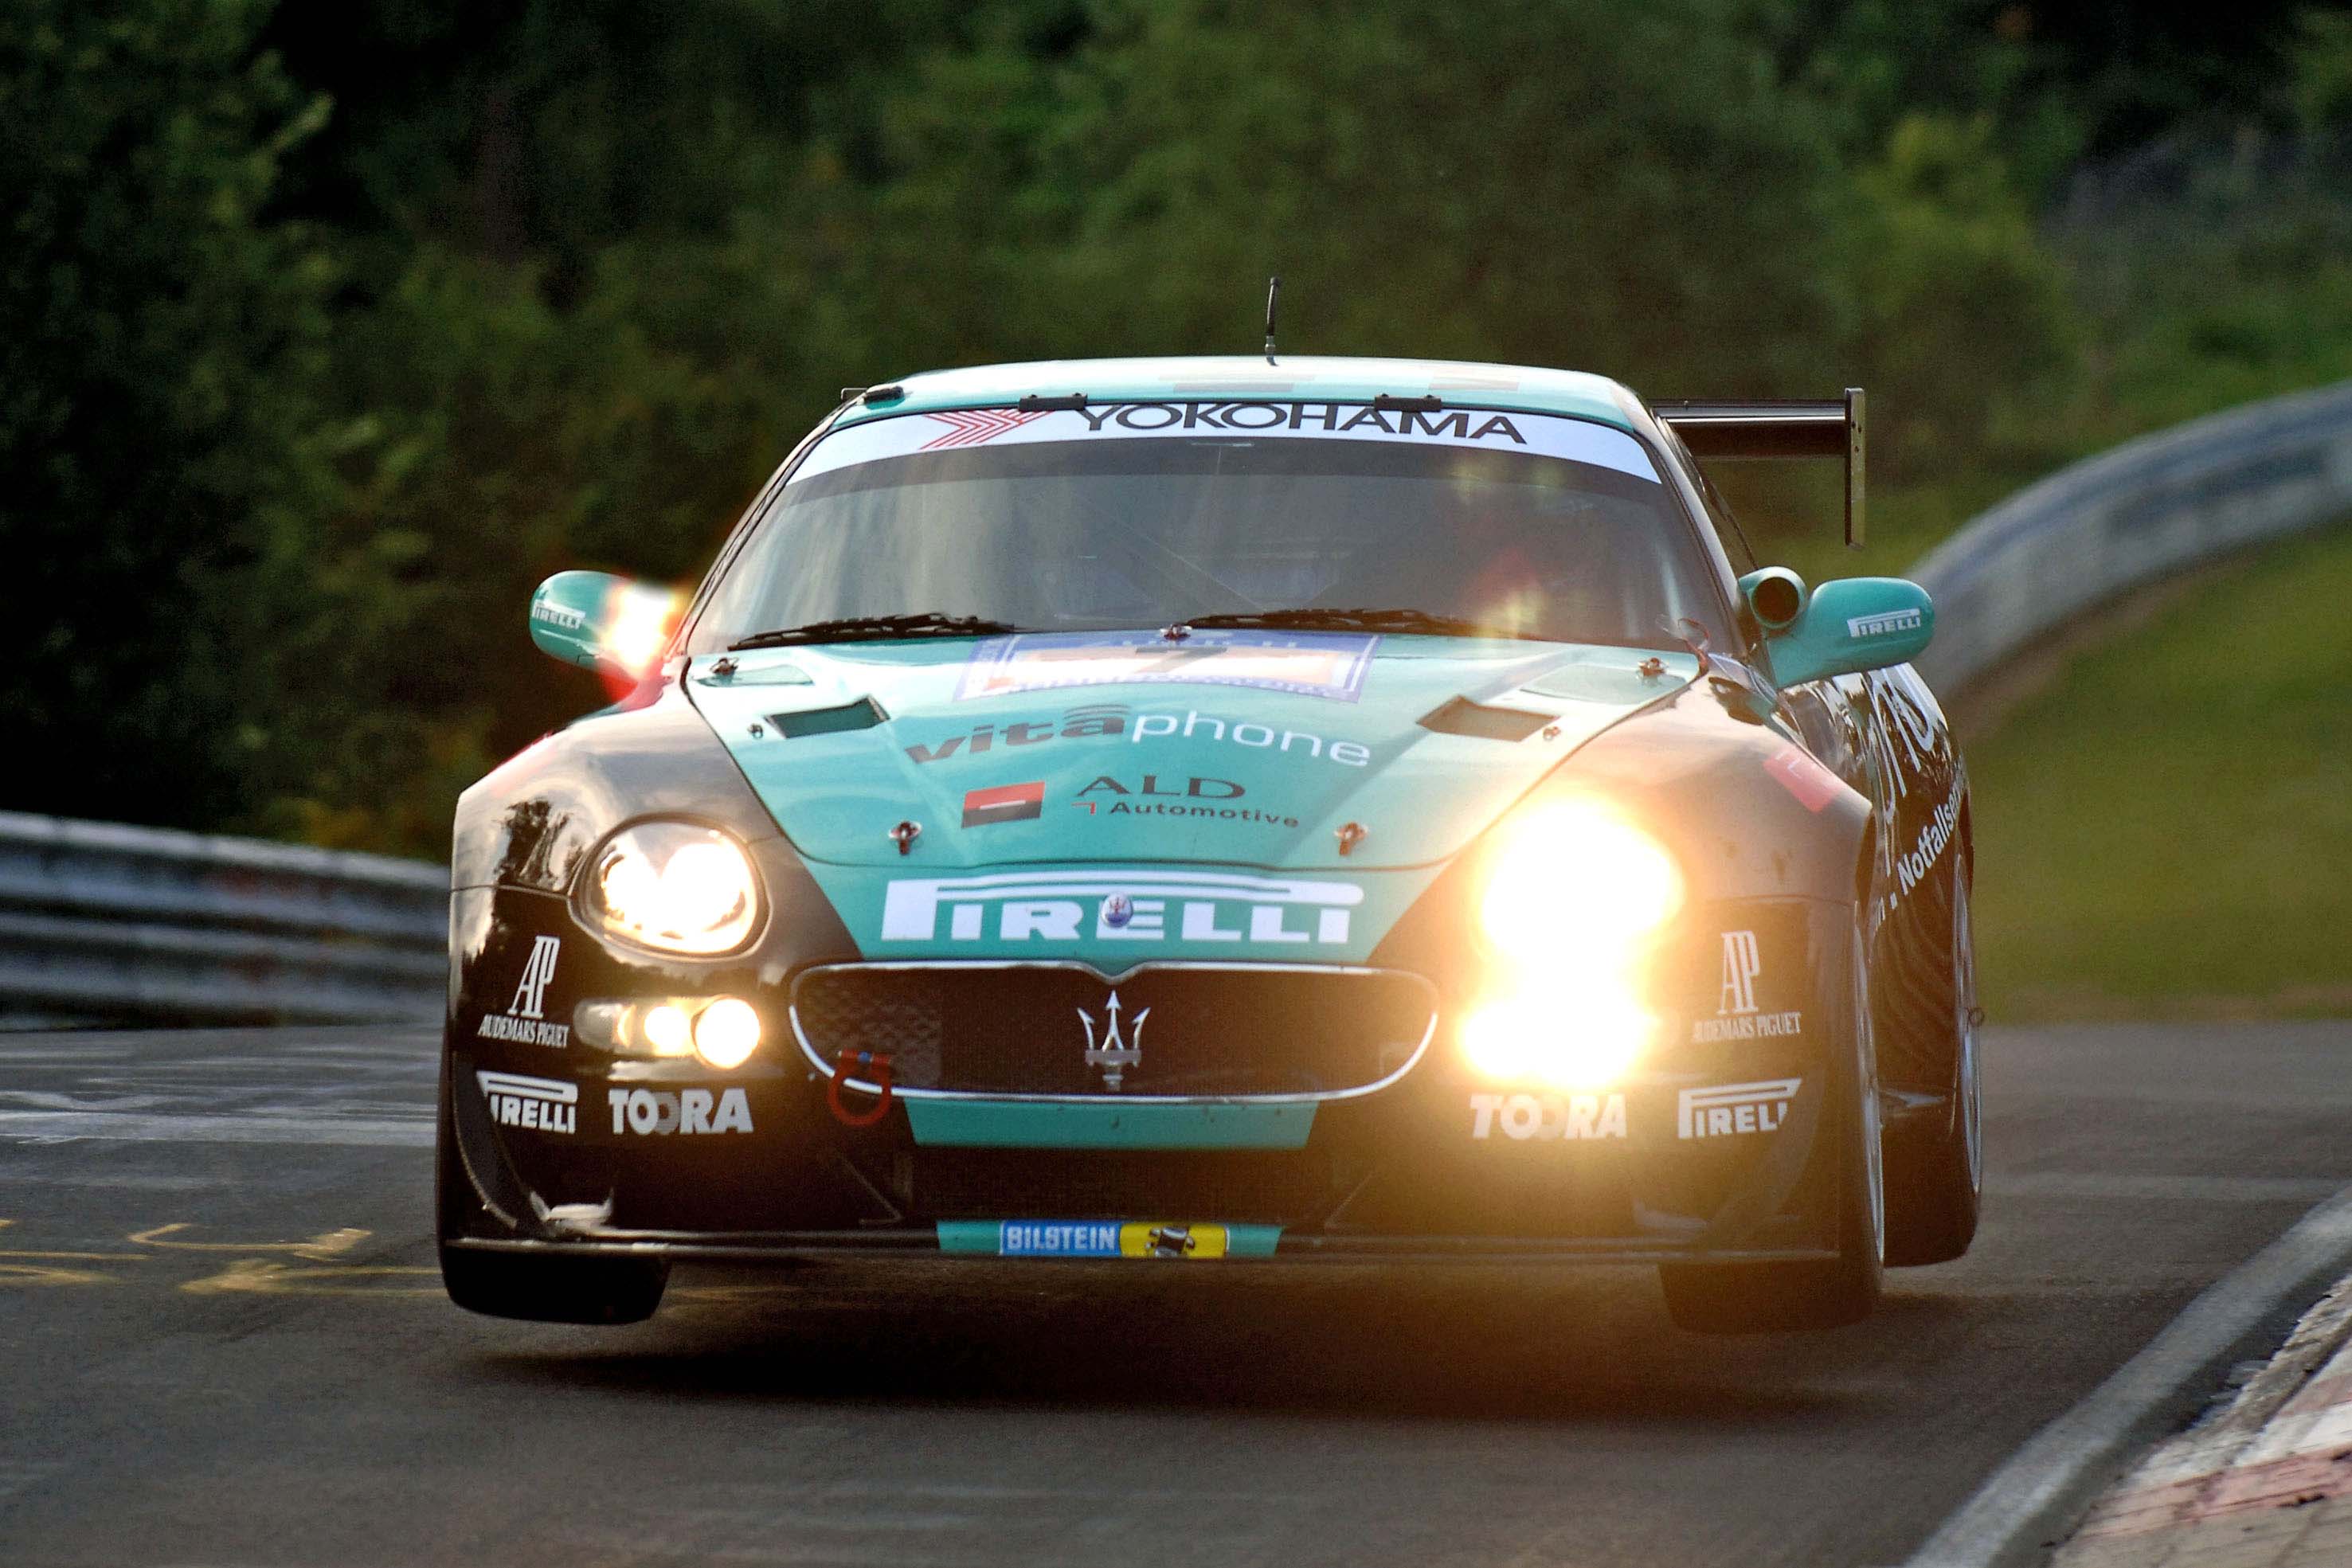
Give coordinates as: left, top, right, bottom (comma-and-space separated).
688, 636, 1696, 873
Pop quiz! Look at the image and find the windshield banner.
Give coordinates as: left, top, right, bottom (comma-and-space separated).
954, 628, 1380, 702
795, 401, 1661, 485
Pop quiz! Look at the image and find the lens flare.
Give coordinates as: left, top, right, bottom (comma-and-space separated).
602, 583, 683, 676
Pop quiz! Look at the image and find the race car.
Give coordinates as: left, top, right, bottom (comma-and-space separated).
437, 356, 1978, 1334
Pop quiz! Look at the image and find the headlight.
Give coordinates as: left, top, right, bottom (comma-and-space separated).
581, 822, 761, 955
1463, 799, 1683, 1089
1477, 799, 1683, 964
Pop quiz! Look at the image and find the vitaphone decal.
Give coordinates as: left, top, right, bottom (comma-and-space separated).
793, 402, 1665, 485
956, 629, 1378, 703
903, 702, 1374, 768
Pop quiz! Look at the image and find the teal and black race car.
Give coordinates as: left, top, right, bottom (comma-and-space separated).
437, 356, 1979, 1333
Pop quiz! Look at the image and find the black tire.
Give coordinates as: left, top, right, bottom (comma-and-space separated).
1883, 854, 1982, 1267
434, 1052, 667, 1324
1659, 928, 1885, 1333
439, 1242, 668, 1324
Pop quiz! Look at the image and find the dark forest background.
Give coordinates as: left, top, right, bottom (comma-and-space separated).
6, 1, 2349, 856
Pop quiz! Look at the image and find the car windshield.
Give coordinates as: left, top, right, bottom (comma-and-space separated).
687, 401, 1726, 653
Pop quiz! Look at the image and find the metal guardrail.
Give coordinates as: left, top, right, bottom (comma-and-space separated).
0, 811, 444, 1026
1910, 377, 2352, 694
5, 379, 2348, 1026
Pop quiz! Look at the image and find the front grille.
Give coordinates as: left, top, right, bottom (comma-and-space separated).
908, 1148, 1333, 1225
792, 963, 1435, 1097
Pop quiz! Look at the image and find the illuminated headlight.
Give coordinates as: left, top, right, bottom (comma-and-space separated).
581, 822, 761, 955
1477, 800, 1683, 964
1464, 800, 1684, 1089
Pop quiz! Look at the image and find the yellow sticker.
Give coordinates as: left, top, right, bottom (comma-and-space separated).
1117, 1222, 1227, 1259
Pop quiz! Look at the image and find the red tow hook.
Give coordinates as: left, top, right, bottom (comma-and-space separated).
828, 1050, 895, 1128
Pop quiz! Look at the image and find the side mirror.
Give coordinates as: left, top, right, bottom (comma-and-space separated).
1740, 569, 1933, 687
529, 570, 682, 679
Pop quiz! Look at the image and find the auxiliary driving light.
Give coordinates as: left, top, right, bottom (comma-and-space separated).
1459, 989, 1654, 1090
571, 995, 763, 1067
640, 1002, 694, 1056
691, 996, 762, 1069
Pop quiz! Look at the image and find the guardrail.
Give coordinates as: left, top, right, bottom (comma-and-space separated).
1910, 377, 2352, 694
0, 811, 444, 1027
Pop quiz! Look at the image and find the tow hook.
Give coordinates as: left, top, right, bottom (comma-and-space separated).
828, 1050, 895, 1128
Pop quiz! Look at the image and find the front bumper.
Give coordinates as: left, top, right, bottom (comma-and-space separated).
444, 887, 1863, 1266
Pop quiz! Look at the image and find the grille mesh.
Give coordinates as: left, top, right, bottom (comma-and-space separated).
792, 964, 1434, 1097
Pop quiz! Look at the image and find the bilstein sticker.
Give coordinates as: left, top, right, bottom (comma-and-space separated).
995, 1221, 1231, 1258
880, 870, 1360, 947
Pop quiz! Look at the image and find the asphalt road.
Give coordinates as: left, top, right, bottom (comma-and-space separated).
3, 1022, 2351, 1567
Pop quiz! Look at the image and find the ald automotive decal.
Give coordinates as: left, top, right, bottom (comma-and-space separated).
795, 401, 1664, 485
954, 628, 1379, 704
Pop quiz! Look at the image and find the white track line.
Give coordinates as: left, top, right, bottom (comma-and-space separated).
0, 1110, 431, 1147
1902, 1182, 2352, 1568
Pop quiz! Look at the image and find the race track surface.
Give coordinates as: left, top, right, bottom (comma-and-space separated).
3, 1022, 2350, 1567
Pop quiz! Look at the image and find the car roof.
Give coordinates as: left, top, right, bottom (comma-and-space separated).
834, 355, 1649, 433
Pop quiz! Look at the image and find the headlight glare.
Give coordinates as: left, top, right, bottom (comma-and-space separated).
585, 822, 761, 955
1477, 800, 1683, 964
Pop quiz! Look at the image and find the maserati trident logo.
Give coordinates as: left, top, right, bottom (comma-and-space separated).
1078, 990, 1148, 1090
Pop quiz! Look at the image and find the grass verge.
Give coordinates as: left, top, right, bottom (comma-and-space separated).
1969, 523, 2352, 1019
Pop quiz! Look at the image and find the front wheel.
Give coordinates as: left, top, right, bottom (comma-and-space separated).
1659, 928, 1884, 1333
1884, 854, 1982, 1267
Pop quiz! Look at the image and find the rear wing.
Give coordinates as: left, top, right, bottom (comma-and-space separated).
1650, 388, 1866, 549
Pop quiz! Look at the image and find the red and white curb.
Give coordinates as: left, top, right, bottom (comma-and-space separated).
1903, 1187, 2352, 1568
2053, 1275, 2352, 1561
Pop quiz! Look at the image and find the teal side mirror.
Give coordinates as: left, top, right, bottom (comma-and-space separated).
1742, 570, 1934, 686
529, 570, 682, 678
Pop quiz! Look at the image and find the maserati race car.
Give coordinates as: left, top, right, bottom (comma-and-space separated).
438, 356, 1979, 1334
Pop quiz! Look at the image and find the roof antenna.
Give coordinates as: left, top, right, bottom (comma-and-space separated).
1263, 275, 1282, 365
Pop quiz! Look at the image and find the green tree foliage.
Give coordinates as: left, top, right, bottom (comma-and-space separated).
0, 0, 2332, 854
0, 0, 336, 827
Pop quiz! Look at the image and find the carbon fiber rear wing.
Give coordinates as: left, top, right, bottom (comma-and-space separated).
1650, 388, 1866, 548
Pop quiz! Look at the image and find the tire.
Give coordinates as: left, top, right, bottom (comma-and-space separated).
1883, 854, 1982, 1267
1659, 926, 1885, 1333
434, 1053, 667, 1324
439, 1242, 668, 1324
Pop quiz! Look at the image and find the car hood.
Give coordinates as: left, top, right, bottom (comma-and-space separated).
687, 635, 1699, 871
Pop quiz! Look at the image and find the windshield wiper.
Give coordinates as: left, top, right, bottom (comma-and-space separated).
727, 612, 1023, 651
1176, 607, 1505, 637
